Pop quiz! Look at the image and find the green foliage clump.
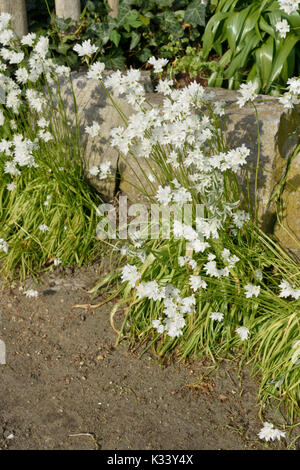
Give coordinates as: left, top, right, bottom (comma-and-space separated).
202, 0, 300, 94
35, 0, 210, 70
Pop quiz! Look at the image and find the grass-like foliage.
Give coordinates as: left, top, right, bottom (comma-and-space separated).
0, 16, 103, 279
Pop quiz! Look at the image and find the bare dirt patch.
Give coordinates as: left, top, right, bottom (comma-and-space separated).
0, 263, 288, 450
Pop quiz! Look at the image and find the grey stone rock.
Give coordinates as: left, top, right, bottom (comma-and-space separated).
56, 74, 300, 254
206, 88, 300, 233
273, 148, 300, 261
56, 71, 153, 202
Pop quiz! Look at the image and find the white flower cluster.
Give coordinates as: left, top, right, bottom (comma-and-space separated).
121, 264, 141, 287
89, 161, 112, 180
275, 19, 290, 38
156, 183, 192, 207
278, 0, 300, 14
3, 134, 37, 171
148, 56, 169, 74
244, 283, 261, 298
87, 61, 105, 80
108, 69, 147, 110
73, 39, 98, 58
278, 279, 300, 299
235, 326, 250, 341
237, 81, 258, 108
279, 77, 300, 109
258, 422, 286, 442
152, 293, 196, 338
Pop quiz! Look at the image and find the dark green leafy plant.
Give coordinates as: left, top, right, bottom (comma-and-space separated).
36, 0, 210, 70
202, 0, 300, 94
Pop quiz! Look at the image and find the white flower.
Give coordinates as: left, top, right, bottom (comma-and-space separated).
34, 36, 49, 59
278, 0, 300, 15
244, 283, 260, 298
237, 81, 257, 107
189, 275, 207, 292
255, 269, 263, 281
275, 19, 290, 38
136, 281, 165, 301
21, 32, 36, 47
236, 326, 250, 341
15, 67, 29, 85
43, 195, 52, 206
156, 78, 173, 95
56, 65, 71, 77
148, 56, 168, 73
99, 161, 111, 180
89, 165, 99, 176
85, 122, 100, 137
38, 224, 50, 233
258, 422, 286, 442
9, 51, 24, 65
37, 117, 49, 128
4, 161, 20, 176
210, 312, 224, 322
54, 257, 62, 266
73, 40, 98, 57
152, 319, 165, 334
38, 130, 53, 142
24, 289, 38, 298
278, 279, 300, 299
0, 238, 8, 253
0, 29, 14, 45
0, 13, 12, 31
26, 89, 46, 113
232, 210, 250, 228
87, 61, 105, 80
121, 264, 141, 287
156, 185, 172, 206
6, 182, 16, 191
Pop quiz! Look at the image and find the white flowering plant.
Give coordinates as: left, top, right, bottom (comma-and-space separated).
83, 57, 300, 422
0, 15, 104, 278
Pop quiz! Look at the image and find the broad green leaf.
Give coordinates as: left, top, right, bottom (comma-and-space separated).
259, 15, 275, 39
184, 0, 206, 28
110, 30, 121, 47
202, 12, 230, 57
225, 5, 252, 52
137, 47, 152, 63
224, 30, 260, 79
267, 34, 300, 91
255, 36, 274, 89
130, 31, 141, 50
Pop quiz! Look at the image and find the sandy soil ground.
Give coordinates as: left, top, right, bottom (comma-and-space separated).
0, 263, 290, 450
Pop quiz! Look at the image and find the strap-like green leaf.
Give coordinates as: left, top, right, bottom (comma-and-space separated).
266, 34, 300, 91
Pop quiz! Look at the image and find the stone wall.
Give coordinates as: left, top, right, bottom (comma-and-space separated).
57, 73, 300, 260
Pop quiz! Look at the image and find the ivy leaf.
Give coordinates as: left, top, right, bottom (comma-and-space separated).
137, 47, 152, 63
156, 11, 184, 39
110, 30, 121, 47
130, 31, 141, 50
184, 0, 206, 28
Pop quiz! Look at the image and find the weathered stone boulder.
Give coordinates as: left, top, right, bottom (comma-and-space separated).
57, 71, 154, 202
57, 73, 300, 258
273, 149, 300, 262
209, 88, 300, 234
